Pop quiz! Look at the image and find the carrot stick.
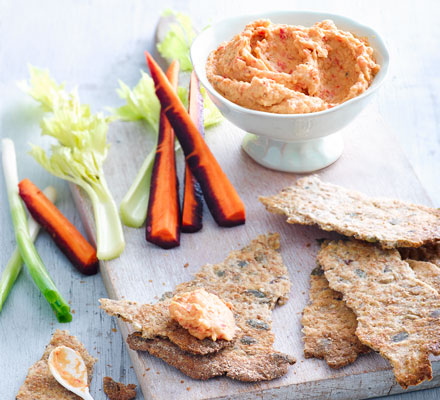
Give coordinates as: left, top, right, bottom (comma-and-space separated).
145, 60, 181, 249
145, 52, 246, 227
18, 178, 98, 275
181, 71, 204, 233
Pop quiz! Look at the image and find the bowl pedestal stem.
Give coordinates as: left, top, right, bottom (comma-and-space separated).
242, 132, 344, 173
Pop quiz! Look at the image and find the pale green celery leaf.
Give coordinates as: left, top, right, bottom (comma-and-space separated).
157, 9, 196, 72
178, 87, 189, 109
30, 145, 96, 189
201, 87, 223, 128
113, 72, 160, 131
41, 111, 110, 155
114, 78, 221, 130
18, 66, 66, 112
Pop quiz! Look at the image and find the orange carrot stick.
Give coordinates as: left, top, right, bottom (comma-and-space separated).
181, 71, 204, 233
145, 60, 181, 249
145, 52, 246, 227
18, 178, 98, 275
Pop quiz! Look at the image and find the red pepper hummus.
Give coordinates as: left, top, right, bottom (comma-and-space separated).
206, 19, 380, 114
169, 288, 237, 341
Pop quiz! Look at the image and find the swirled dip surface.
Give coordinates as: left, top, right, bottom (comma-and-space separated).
206, 19, 380, 114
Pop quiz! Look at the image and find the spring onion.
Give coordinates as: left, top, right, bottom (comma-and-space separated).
2, 138, 71, 322
0, 186, 56, 312
20, 66, 125, 260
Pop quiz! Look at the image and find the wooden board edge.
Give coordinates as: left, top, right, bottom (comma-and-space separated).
206, 363, 440, 400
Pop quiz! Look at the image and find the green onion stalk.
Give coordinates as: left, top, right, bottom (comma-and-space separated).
0, 186, 56, 312
2, 138, 72, 322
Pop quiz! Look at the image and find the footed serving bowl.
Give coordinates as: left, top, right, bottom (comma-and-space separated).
190, 11, 389, 172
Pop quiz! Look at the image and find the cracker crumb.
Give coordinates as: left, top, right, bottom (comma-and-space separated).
103, 376, 136, 400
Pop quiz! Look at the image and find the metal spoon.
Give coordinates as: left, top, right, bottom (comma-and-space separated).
48, 345, 94, 400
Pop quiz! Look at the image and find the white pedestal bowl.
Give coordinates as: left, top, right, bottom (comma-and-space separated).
190, 11, 389, 172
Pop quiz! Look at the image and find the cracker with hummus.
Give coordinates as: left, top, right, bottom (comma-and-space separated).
17, 330, 96, 400
301, 266, 370, 368
206, 19, 379, 114
100, 297, 233, 356
101, 233, 295, 381
260, 176, 440, 249
318, 240, 440, 388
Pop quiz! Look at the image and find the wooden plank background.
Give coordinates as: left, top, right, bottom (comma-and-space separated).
0, 0, 439, 399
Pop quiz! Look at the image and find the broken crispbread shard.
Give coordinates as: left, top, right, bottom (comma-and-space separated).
407, 260, 440, 293
318, 240, 440, 388
101, 233, 295, 381
400, 244, 440, 267
301, 266, 370, 368
259, 176, 440, 249
17, 330, 96, 400
302, 258, 440, 369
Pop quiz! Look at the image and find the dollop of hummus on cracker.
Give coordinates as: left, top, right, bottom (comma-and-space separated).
206, 19, 380, 114
169, 288, 237, 341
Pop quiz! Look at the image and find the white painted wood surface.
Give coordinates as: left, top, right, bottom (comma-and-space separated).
0, 1, 439, 399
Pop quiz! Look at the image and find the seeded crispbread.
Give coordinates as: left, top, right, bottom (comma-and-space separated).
259, 176, 440, 249
126, 332, 294, 381
17, 330, 96, 400
303, 257, 440, 369
318, 240, 440, 388
101, 233, 295, 381
301, 266, 370, 368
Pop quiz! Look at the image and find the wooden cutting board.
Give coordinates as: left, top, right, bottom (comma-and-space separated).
71, 106, 440, 400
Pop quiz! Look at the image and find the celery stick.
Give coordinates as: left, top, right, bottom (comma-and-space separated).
21, 66, 125, 260
0, 186, 56, 312
2, 138, 72, 322
120, 148, 155, 228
